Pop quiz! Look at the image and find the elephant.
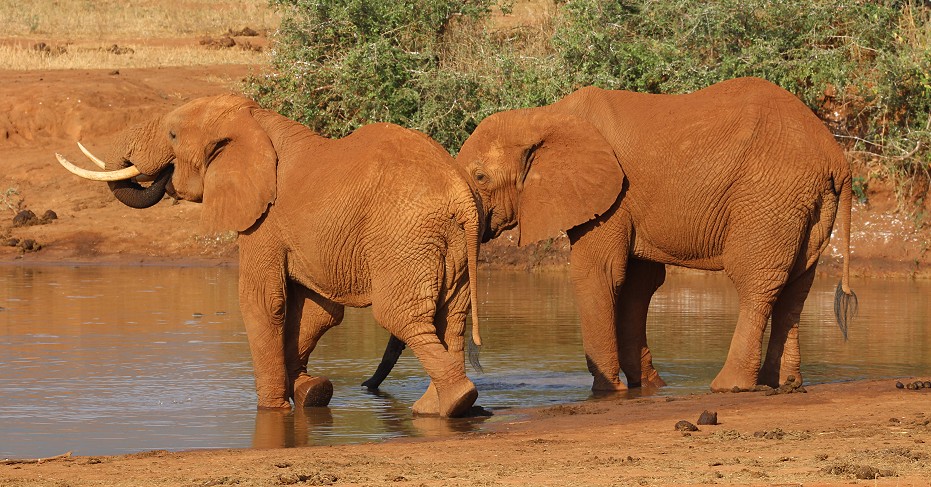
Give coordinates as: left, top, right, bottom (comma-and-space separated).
459, 77, 858, 393
56, 94, 485, 417
366, 77, 857, 393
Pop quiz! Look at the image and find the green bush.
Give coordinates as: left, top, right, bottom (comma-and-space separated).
249, 0, 931, 206
249, 0, 499, 149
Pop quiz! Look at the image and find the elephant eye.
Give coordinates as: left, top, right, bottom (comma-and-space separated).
168, 130, 177, 141
474, 170, 488, 184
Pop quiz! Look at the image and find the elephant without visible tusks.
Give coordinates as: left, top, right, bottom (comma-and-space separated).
57, 94, 484, 418
366, 77, 857, 394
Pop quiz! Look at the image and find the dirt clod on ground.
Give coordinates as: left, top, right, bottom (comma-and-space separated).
697, 410, 718, 425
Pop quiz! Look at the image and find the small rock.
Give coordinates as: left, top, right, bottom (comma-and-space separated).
924, 381, 931, 388
108, 69, 120, 76
675, 420, 699, 432
896, 381, 905, 389
697, 410, 718, 425
12, 209, 39, 227
907, 382, 918, 390
19, 239, 40, 252
4, 237, 19, 247
41, 209, 57, 221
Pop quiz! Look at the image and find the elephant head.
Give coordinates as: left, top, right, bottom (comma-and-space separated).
57, 94, 278, 233
456, 107, 625, 245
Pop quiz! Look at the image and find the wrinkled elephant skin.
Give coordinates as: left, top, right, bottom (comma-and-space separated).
455, 77, 857, 392
59, 94, 485, 417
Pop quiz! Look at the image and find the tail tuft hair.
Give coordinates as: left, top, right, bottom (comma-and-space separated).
467, 332, 483, 374
833, 281, 858, 341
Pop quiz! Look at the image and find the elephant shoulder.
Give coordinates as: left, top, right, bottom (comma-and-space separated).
551, 85, 610, 114
349, 123, 447, 157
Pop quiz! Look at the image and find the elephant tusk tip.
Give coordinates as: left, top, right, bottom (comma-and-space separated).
76, 141, 107, 169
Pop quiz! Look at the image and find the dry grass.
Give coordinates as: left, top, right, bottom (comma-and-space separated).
0, 0, 279, 39
0, 0, 279, 69
0, 42, 269, 70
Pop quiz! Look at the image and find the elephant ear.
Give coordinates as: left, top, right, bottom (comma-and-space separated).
517, 110, 625, 246
201, 104, 278, 233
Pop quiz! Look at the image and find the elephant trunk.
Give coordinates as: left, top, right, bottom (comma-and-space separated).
108, 166, 174, 209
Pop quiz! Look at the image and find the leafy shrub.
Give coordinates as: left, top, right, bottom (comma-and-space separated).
249, 0, 931, 207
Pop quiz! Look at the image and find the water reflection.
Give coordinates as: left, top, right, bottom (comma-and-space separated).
1, 265, 929, 457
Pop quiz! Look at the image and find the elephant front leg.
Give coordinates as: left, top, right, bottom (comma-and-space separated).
239, 241, 291, 409
569, 225, 631, 392
241, 283, 290, 409
284, 282, 343, 408
571, 262, 629, 392
616, 259, 667, 388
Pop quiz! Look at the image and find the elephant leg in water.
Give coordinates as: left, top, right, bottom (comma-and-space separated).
365, 260, 668, 390
364, 281, 480, 395
285, 282, 344, 407
616, 258, 667, 388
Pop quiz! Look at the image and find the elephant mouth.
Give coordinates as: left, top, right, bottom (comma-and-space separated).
108, 164, 175, 209
56, 142, 175, 209
481, 208, 496, 243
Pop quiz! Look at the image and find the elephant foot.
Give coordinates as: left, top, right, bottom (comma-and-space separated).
257, 400, 292, 410
710, 364, 758, 393
414, 380, 478, 418
437, 379, 478, 418
758, 363, 802, 390
641, 369, 667, 388
757, 363, 780, 389
293, 374, 333, 408
412, 382, 440, 416
591, 374, 628, 392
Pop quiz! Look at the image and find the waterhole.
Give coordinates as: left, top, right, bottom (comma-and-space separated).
1, 265, 927, 456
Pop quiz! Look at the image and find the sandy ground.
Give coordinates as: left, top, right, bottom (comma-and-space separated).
1, 380, 930, 486
2, 29, 931, 487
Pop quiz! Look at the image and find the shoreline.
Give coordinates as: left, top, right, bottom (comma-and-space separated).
2, 378, 929, 486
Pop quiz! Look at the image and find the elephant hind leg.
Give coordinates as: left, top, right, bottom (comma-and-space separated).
712, 263, 792, 392
394, 327, 476, 418
371, 275, 476, 418
285, 282, 344, 407
759, 264, 817, 388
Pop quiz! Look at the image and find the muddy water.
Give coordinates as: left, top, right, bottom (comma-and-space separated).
1, 265, 928, 457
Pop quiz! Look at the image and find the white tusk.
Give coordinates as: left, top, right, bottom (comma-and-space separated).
77, 141, 107, 169
56, 153, 141, 181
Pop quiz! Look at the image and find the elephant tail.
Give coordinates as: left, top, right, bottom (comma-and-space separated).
833, 173, 857, 340
458, 192, 484, 373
